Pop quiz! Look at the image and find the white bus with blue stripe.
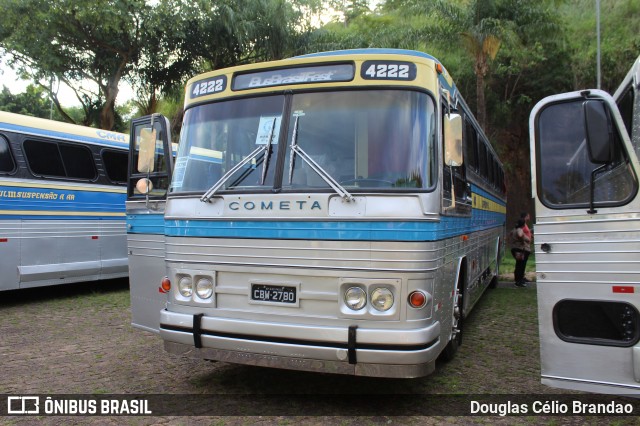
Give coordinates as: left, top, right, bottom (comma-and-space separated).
0, 111, 128, 290
130, 49, 506, 377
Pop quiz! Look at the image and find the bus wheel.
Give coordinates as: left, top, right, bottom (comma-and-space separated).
440, 280, 463, 362
489, 256, 500, 289
489, 242, 501, 289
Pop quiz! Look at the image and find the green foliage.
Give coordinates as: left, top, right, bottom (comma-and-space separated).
0, 84, 56, 118
1, 0, 638, 166
559, 0, 640, 92
0, 0, 159, 129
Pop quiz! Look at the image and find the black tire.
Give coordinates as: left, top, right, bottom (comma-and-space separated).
489, 247, 501, 289
439, 277, 464, 362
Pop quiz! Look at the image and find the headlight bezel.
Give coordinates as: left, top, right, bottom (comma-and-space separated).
370, 287, 394, 312
344, 286, 367, 311
178, 276, 193, 298
195, 278, 214, 299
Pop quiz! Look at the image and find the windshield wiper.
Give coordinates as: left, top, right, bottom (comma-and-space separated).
201, 117, 277, 203
288, 116, 354, 202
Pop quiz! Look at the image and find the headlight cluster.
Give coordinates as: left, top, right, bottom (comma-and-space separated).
174, 275, 214, 300
344, 286, 394, 312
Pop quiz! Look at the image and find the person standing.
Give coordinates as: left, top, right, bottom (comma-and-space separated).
520, 212, 533, 283
510, 218, 532, 287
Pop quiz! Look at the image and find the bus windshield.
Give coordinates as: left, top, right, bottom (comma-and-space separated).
171, 90, 437, 194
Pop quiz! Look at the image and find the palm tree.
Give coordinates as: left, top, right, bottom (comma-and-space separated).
423, 0, 504, 131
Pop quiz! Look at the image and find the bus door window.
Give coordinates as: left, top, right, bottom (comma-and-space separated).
0, 134, 15, 173
129, 117, 171, 198
536, 100, 637, 209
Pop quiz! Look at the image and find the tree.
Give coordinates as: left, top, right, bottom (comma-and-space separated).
0, 0, 162, 130
559, 0, 640, 93
0, 84, 55, 118
170, 0, 308, 71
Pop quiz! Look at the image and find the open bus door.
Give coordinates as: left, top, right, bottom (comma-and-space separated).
530, 82, 640, 394
126, 114, 173, 333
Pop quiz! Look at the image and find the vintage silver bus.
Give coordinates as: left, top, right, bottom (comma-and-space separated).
129, 49, 506, 377
530, 55, 640, 394
0, 111, 129, 290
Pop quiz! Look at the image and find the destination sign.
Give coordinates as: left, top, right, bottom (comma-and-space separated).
232, 64, 354, 90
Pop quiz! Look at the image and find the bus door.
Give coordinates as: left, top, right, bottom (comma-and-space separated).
126, 114, 173, 333
530, 86, 640, 395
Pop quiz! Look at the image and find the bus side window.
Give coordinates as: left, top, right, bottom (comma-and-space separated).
0, 134, 16, 173
616, 86, 634, 137
24, 139, 97, 181
616, 84, 639, 161
101, 149, 128, 184
465, 119, 479, 172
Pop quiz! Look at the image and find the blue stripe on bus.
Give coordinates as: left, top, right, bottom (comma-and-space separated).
0, 185, 125, 220
126, 213, 166, 235
128, 211, 505, 241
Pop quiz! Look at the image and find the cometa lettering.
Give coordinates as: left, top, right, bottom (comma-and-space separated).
228, 200, 322, 211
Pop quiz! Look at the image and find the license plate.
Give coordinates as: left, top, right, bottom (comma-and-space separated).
251, 284, 297, 304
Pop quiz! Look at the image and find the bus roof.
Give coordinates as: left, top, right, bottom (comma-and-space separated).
0, 110, 128, 149
295, 48, 442, 64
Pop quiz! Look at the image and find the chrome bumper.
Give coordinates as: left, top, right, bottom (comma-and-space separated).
160, 310, 441, 378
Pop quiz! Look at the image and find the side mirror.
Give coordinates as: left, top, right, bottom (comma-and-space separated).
135, 178, 153, 195
444, 114, 463, 167
584, 100, 614, 164
137, 127, 157, 173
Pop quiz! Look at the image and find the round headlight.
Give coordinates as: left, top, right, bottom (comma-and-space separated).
196, 278, 214, 299
371, 287, 394, 311
178, 277, 193, 297
344, 286, 366, 310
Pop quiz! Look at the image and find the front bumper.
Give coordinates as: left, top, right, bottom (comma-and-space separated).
159, 309, 441, 378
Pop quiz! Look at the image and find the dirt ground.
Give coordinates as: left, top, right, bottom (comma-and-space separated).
0, 278, 636, 425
